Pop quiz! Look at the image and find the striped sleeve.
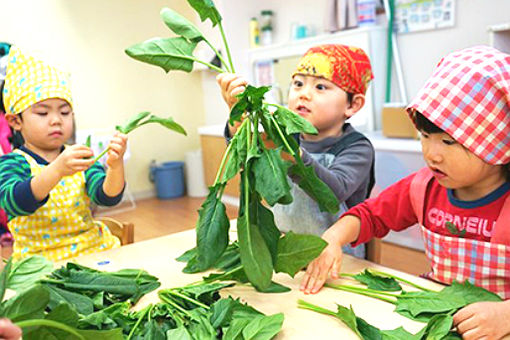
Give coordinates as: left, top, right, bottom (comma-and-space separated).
84, 162, 124, 206
0, 153, 48, 218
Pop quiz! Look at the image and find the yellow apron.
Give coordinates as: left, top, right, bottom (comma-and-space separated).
9, 149, 120, 261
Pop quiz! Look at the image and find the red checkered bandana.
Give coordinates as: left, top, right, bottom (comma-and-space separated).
407, 45, 510, 165
293, 44, 373, 95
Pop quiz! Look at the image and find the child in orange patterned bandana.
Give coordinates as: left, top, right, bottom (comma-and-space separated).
217, 44, 375, 259
0, 47, 127, 261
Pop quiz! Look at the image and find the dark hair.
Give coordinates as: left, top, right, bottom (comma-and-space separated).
413, 111, 444, 134
346, 92, 354, 106
415, 112, 510, 181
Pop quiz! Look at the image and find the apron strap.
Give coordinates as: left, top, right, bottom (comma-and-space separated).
491, 194, 510, 245
409, 167, 433, 225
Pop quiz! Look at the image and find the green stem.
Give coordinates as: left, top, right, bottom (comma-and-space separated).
16, 319, 85, 340
214, 141, 234, 185
269, 115, 295, 156
127, 303, 152, 340
164, 290, 210, 310
158, 293, 191, 317
93, 147, 109, 163
207, 265, 243, 282
216, 119, 249, 185
39, 278, 64, 285
218, 22, 235, 72
327, 283, 401, 298
203, 38, 230, 72
297, 299, 337, 317
367, 269, 433, 292
325, 283, 396, 304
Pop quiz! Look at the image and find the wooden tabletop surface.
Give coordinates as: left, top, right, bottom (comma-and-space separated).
61, 223, 455, 339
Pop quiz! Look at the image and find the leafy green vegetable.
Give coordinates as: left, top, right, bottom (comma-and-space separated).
445, 221, 466, 237
341, 269, 402, 292
128, 0, 341, 291
85, 135, 92, 148
275, 231, 328, 277
298, 299, 461, 340
196, 184, 230, 271
94, 111, 186, 162
7, 255, 53, 292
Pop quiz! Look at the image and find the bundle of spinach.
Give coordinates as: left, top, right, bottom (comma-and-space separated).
93, 111, 187, 162
125, 0, 339, 291
297, 300, 461, 340
0, 257, 284, 339
298, 268, 503, 339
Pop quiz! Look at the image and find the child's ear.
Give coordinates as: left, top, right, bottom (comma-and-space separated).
345, 94, 365, 118
5, 114, 22, 131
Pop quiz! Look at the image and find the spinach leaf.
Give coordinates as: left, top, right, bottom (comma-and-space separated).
116, 111, 151, 134
186, 0, 222, 27
45, 284, 94, 315
237, 216, 273, 291
241, 313, 284, 340
160, 7, 204, 42
288, 156, 340, 214
274, 231, 328, 277
229, 85, 270, 125
273, 104, 317, 135
85, 135, 92, 148
0, 257, 12, 301
8, 255, 53, 292
352, 269, 402, 292
196, 184, 230, 271
1, 284, 48, 322
445, 222, 466, 237
125, 37, 198, 73
252, 148, 292, 206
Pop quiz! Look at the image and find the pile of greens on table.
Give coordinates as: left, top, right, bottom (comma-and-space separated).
125, 0, 336, 292
299, 268, 503, 339
0, 256, 283, 339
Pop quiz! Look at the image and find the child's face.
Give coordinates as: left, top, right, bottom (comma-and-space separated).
10, 98, 74, 152
287, 75, 362, 139
421, 131, 506, 199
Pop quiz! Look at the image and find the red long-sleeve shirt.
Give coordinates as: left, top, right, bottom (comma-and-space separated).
347, 172, 510, 247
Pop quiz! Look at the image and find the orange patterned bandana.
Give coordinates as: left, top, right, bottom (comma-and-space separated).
293, 44, 373, 95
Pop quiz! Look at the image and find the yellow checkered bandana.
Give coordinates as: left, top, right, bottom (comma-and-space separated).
2, 47, 72, 115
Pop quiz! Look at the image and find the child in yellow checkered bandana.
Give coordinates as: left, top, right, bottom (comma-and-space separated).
0, 47, 128, 261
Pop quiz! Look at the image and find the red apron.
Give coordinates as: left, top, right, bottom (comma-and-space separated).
410, 167, 510, 299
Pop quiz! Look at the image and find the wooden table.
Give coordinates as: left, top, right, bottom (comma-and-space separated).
63, 226, 452, 339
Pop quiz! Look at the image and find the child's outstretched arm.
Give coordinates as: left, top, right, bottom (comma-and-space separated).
102, 132, 128, 197
300, 215, 362, 294
453, 300, 510, 339
31, 145, 95, 201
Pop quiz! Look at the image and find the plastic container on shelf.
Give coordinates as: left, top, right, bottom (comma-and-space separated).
249, 17, 260, 48
357, 0, 377, 26
149, 161, 185, 199
261, 26, 273, 46
260, 10, 273, 28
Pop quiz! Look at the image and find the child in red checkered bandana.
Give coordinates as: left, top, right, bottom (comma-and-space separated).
302, 45, 510, 339
217, 44, 375, 259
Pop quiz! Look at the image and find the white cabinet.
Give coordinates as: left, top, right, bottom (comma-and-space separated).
247, 26, 387, 132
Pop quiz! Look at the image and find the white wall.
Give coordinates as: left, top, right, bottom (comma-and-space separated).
201, 0, 510, 124
0, 0, 207, 196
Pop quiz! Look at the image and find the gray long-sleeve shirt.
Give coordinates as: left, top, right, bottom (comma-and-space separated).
298, 123, 374, 208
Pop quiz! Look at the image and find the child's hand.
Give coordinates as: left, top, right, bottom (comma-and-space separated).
0, 318, 22, 340
453, 301, 510, 340
216, 73, 248, 109
54, 144, 95, 177
105, 132, 128, 169
300, 230, 344, 294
